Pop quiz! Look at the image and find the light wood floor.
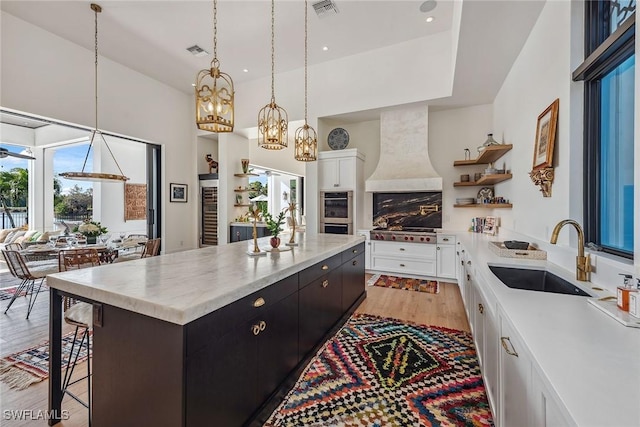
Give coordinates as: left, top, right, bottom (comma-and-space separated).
0, 273, 469, 427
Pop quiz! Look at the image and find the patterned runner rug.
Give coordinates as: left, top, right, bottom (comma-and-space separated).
0, 284, 49, 301
0, 330, 91, 390
368, 274, 439, 294
265, 314, 493, 427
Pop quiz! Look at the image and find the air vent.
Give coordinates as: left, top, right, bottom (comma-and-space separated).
186, 45, 209, 57
312, 0, 339, 17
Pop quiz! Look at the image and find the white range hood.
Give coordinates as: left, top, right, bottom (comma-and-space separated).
365, 106, 442, 192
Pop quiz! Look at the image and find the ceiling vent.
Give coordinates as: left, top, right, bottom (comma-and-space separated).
186, 45, 209, 57
312, 0, 339, 18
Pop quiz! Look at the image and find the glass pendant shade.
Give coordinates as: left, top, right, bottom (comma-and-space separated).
60, 3, 128, 183
294, 123, 317, 161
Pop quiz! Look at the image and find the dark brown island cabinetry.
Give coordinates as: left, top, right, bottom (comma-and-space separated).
81, 241, 365, 427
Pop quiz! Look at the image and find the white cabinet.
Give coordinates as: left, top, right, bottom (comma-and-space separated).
370, 241, 436, 277
319, 157, 356, 190
436, 234, 457, 280
499, 312, 531, 427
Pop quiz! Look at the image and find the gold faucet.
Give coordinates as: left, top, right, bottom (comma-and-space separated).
550, 219, 591, 281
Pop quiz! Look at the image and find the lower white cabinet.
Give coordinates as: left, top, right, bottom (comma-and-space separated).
370, 241, 436, 277
436, 234, 457, 280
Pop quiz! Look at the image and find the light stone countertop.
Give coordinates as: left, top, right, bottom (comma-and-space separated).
46, 233, 364, 325
456, 231, 639, 427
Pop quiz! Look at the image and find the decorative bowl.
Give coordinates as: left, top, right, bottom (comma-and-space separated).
503, 240, 529, 250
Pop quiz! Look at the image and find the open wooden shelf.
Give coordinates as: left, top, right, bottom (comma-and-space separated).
234, 189, 250, 193
453, 144, 513, 166
453, 173, 512, 186
234, 203, 251, 207
234, 173, 259, 177
453, 203, 513, 209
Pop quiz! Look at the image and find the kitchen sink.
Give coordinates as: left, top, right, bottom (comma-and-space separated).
489, 265, 591, 297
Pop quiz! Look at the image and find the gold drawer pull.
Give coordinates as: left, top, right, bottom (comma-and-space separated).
352, 260, 357, 266
399, 248, 405, 251
253, 297, 265, 308
501, 337, 518, 357
478, 303, 484, 314
467, 260, 472, 265
352, 249, 358, 253
252, 320, 267, 336
467, 274, 471, 281
399, 263, 405, 267
322, 280, 329, 288
321, 265, 329, 270
442, 238, 449, 242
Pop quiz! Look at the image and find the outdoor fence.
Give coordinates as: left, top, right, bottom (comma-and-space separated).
1, 210, 91, 230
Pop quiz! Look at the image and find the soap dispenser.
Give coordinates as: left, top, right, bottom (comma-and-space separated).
629, 278, 640, 318
617, 273, 634, 311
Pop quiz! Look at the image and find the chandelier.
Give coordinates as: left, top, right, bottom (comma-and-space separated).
294, 0, 318, 162
258, 0, 288, 150
195, 0, 234, 132
60, 3, 128, 183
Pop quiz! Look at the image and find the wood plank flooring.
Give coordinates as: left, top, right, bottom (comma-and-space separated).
0, 273, 469, 427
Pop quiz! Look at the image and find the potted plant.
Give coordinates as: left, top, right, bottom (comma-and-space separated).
264, 210, 286, 249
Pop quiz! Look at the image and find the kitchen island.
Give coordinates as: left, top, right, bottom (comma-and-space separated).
46, 233, 366, 427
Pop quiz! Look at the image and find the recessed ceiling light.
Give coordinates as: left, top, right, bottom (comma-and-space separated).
243, 69, 249, 73
426, 16, 435, 23
322, 46, 329, 51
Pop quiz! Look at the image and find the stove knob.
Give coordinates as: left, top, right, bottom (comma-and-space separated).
380, 235, 384, 240
404, 236, 408, 241
392, 236, 396, 240
426, 237, 431, 242
410, 236, 414, 241
420, 237, 424, 241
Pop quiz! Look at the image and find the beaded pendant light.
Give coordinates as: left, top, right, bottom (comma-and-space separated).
294, 0, 318, 162
195, 0, 235, 132
257, 0, 289, 150
60, 4, 128, 182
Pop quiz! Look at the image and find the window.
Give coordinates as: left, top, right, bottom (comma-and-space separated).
574, 2, 635, 259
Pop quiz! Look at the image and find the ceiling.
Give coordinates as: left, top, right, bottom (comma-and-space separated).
1, 1, 544, 123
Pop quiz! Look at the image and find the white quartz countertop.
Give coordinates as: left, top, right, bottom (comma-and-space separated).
47, 233, 364, 325
456, 231, 639, 427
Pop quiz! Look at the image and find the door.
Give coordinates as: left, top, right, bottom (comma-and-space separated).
342, 253, 365, 311
499, 313, 531, 427
145, 143, 161, 239
319, 158, 338, 190
436, 244, 457, 279
337, 157, 355, 188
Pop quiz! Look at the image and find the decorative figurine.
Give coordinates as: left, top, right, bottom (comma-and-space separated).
286, 202, 298, 247
247, 203, 266, 256
205, 154, 218, 174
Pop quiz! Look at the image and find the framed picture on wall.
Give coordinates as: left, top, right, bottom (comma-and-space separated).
532, 98, 559, 170
170, 183, 188, 203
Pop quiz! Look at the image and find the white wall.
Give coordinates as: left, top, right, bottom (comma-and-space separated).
1, 12, 194, 253
428, 104, 494, 231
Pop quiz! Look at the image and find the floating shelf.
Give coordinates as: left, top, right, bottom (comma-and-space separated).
234, 203, 251, 207
453, 203, 513, 208
453, 144, 513, 166
234, 189, 250, 193
234, 173, 259, 177
453, 173, 512, 186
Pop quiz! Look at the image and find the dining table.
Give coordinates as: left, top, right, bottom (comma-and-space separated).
20, 244, 118, 264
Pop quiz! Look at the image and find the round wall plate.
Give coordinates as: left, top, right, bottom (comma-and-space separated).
328, 128, 349, 150
477, 187, 494, 201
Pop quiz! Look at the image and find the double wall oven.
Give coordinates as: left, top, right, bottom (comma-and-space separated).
320, 191, 353, 235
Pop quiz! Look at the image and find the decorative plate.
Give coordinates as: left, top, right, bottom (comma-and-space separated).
477, 187, 494, 201
328, 128, 349, 150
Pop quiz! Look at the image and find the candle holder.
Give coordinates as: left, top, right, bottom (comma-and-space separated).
286, 201, 298, 247
247, 204, 266, 256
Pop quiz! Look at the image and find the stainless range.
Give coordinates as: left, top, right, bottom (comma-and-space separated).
370, 227, 436, 244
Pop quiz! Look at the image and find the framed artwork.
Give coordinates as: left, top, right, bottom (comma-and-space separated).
170, 183, 188, 203
124, 183, 147, 221
532, 98, 559, 170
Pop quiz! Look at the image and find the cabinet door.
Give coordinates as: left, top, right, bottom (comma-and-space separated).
319, 158, 338, 190
186, 319, 258, 427
342, 253, 365, 312
472, 284, 485, 366
499, 314, 531, 427
257, 291, 299, 403
337, 157, 355, 188
436, 244, 457, 279
483, 304, 500, 417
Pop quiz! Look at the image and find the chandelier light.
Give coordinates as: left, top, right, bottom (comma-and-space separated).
60, 3, 128, 183
294, 0, 318, 162
258, 0, 289, 150
195, 0, 234, 132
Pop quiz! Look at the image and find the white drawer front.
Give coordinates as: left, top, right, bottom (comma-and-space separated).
371, 241, 436, 259
371, 256, 437, 276
437, 234, 456, 245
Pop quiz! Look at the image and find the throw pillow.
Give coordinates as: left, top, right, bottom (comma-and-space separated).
37, 230, 61, 242
0, 228, 18, 243
5, 230, 26, 244
30, 231, 43, 242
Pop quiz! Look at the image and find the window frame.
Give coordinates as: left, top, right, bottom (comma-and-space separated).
573, 4, 635, 259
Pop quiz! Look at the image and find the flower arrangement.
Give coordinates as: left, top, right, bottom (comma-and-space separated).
73, 220, 108, 237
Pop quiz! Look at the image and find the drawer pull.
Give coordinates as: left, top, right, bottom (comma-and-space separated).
352, 260, 357, 266
437, 247, 440, 250
399, 264, 405, 267
467, 274, 471, 281
352, 249, 358, 254
322, 280, 329, 288
399, 248, 405, 251
253, 297, 265, 308
478, 303, 484, 314
501, 337, 519, 357
467, 260, 472, 265
321, 265, 329, 270
442, 238, 449, 242
252, 320, 267, 336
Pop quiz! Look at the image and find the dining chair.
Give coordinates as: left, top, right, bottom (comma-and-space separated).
58, 248, 100, 427
141, 238, 161, 258
1, 249, 57, 319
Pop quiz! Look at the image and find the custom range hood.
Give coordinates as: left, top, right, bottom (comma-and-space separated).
365, 106, 442, 192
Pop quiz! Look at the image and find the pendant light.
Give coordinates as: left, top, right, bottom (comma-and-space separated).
258, 0, 289, 150
294, 0, 318, 162
60, 3, 129, 183
195, 0, 235, 132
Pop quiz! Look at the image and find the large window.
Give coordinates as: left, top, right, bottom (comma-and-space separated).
574, 2, 635, 259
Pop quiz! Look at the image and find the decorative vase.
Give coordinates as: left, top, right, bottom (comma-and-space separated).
270, 236, 280, 249
87, 236, 97, 244
241, 158, 250, 174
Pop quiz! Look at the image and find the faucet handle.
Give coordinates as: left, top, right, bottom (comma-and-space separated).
584, 253, 591, 272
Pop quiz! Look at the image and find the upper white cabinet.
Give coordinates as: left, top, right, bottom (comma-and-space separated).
318, 149, 364, 191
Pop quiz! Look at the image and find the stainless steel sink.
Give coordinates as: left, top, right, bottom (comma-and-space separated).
489, 265, 591, 297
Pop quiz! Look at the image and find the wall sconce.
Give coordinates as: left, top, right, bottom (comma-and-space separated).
282, 191, 288, 201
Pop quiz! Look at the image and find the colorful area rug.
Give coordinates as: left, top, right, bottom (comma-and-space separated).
0, 284, 49, 301
0, 330, 91, 390
368, 274, 440, 294
264, 313, 493, 427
